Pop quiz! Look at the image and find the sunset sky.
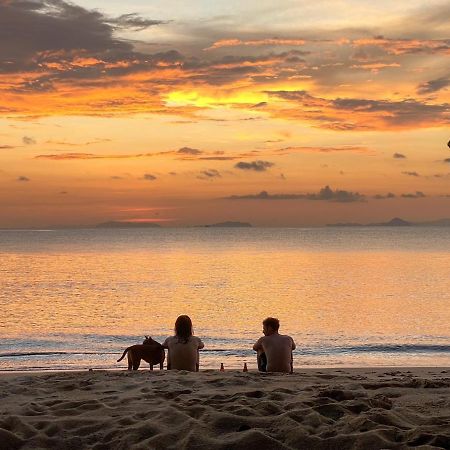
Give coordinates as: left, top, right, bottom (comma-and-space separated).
1, 0, 449, 227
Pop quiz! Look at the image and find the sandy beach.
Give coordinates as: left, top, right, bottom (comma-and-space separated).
0, 368, 449, 450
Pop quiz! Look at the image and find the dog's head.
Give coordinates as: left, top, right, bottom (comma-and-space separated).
143, 336, 156, 345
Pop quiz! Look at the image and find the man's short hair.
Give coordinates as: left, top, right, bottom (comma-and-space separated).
263, 317, 280, 331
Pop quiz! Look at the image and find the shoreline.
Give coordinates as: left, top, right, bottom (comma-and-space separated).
1, 367, 449, 449
1, 365, 450, 375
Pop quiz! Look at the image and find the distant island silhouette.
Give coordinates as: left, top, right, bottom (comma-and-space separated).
327, 217, 450, 227
96, 221, 161, 228
95, 217, 450, 229
95, 220, 252, 229
202, 221, 252, 228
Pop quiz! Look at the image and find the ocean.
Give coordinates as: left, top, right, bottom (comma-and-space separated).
1, 227, 449, 371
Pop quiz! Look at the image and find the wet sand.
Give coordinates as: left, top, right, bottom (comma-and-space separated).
0, 367, 449, 449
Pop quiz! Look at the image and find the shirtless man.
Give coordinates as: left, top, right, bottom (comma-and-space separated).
253, 317, 295, 373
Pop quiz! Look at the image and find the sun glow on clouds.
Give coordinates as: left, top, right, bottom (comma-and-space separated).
116, 218, 176, 223
166, 91, 268, 108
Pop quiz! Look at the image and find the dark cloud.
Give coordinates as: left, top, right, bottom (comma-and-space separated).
226, 190, 292, 200
310, 185, 365, 202
267, 90, 449, 130
107, 13, 167, 31
173, 148, 255, 161
402, 171, 420, 177
331, 98, 449, 126
0, 0, 175, 99
0, 1, 126, 67
177, 147, 203, 155
444, 158, 450, 163
197, 169, 221, 179
393, 153, 406, 159
0, 0, 164, 68
373, 192, 396, 199
143, 173, 157, 181
181, 50, 307, 86
197, 156, 242, 161
17, 176, 30, 182
268, 90, 316, 103
22, 136, 36, 145
12, 79, 55, 93
274, 145, 370, 155
234, 160, 274, 171
0, 145, 16, 149
401, 191, 426, 198
417, 76, 450, 94
225, 185, 365, 202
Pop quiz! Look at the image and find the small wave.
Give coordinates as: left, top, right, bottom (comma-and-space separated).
1, 344, 449, 360
195, 344, 450, 355
0, 351, 118, 358
302, 344, 450, 355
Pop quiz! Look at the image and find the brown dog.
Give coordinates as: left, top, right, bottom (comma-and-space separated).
117, 336, 165, 370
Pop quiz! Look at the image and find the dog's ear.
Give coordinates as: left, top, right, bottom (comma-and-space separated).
145, 335, 149, 339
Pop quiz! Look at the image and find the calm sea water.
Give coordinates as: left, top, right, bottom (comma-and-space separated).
1, 227, 449, 371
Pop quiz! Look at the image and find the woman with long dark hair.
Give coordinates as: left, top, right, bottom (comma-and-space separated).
162, 315, 204, 371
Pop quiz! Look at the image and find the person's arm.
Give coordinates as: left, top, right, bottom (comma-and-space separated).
253, 337, 264, 352
162, 338, 170, 369
290, 337, 295, 374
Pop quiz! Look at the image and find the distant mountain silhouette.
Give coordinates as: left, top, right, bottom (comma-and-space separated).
203, 221, 252, 228
370, 217, 411, 226
328, 217, 450, 227
96, 221, 161, 228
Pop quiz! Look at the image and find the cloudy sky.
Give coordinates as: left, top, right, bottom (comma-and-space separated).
0, 0, 449, 227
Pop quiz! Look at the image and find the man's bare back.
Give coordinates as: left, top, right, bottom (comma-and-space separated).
253, 317, 295, 373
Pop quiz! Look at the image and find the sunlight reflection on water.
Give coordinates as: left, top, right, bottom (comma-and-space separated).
1, 228, 449, 370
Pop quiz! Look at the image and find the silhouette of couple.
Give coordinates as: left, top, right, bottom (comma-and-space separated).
163, 315, 295, 373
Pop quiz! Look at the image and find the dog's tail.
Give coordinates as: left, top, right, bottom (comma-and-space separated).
117, 347, 130, 362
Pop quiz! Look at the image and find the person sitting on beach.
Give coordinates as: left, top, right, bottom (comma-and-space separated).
162, 315, 204, 371
253, 317, 295, 373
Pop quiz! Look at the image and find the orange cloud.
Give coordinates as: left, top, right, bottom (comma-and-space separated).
34, 153, 144, 160
205, 38, 307, 50
115, 218, 176, 223
33, 148, 255, 161
273, 145, 372, 155
352, 37, 450, 55
1, 0, 448, 132
350, 63, 401, 73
